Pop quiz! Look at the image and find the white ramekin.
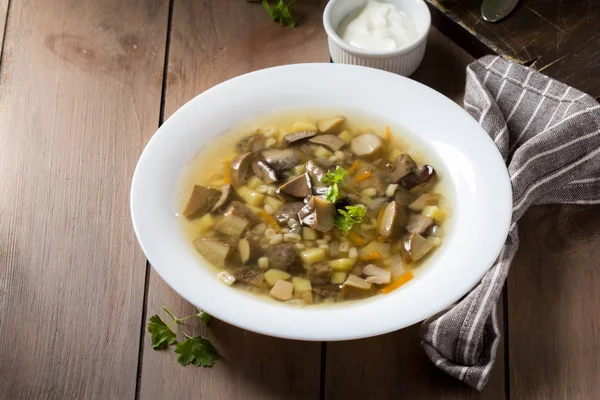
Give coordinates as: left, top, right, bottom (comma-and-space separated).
323, 0, 431, 76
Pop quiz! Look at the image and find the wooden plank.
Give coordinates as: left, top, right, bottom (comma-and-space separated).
138, 1, 328, 399
426, 0, 600, 98
0, 0, 168, 398
0, 0, 8, 59
325, 28, 505, 399
508, 205, 600, 399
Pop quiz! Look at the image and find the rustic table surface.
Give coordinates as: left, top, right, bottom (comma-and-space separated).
1, 0, 599, 399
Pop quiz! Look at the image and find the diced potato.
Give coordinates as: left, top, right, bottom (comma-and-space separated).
302, 227, 319, 241
314, 146, 333, 158
300, 248, 326, 265
388, 148, 403, 163
317, 116, 345, 133
264, 269, 292, 286
338, 130, 353, 144
196, 213, 214, 235
358, 241, 390, 259
292, 164, 306, 176
422, 205, 446, 222
292, 120, 318, 132
292, 277, 312, 293
270, 280, 294, 301
428, 236, 443, 247
331, 271, 347, 284
328, 258, 356, 271
247, 176, 264, 190
264, 196, 284, 212
237, 187, 265, 207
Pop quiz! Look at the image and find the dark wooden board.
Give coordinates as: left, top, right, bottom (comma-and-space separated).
0, 0, 168, 398
426, 0, 600, 98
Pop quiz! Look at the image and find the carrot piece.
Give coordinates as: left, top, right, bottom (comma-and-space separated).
223, 160, 232, 184
376, 208, 384, 230
385, 125, 392, 142
260, 211, 282, 233
377, 236, 387, 243
355, 171, 372, 182
381, 271, 414, 294
361, 251, 381, 261
348, 161, 359, 175
347, 231, 368, 246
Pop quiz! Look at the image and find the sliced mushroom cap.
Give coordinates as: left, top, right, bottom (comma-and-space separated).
317, 116, 345, 134
400, 165, 436, 190
211, 184, 237, 212
377, 201, 407, 238
277, 173, 312, 199
307, 262, 333, 284
183, 185, 222, 219
408, 193, 440, 211
262, 149, 300, 174
233, 266, 264, 286
400, 233, 435, 263
268, 243, 300, 272
251, 160, 278, 184
394, 186, 412, 206
305, 160, 327, 181
283, 130, 317, 146
269, 280, 294, 301
350, 133, 384, 160
238, 237, 261, 264
363, 264, 392, 285
225, 201, 261, 226
298, 196, 335, 232
391, 154, 417, 182
309, 134, 346, 152
236, 134, 266, 153
405, 213, 434, 234
341, 274, 374, 299
230, 152, 254, 187
193, 237, 231, 267
274, 201, 305, 225
215, 213, 249, 238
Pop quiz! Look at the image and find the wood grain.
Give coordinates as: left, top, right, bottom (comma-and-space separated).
0, 0, 8, 60
508, 205, 600, 399
426, 0, 600, 98
0, 0, 168, 398
138, 1, 329, 399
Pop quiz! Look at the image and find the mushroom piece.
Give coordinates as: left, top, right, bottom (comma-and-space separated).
363, 264, 392, 285
268, 243, 300, 272
211, 184, 237, 212
341, 274, 374, 299
283, 130, 317, 146
400, 165, 436, 190
394, 186, 412, 206
400, 233, 435, 263
305, 160, 327, 181
236, 134, 266, 153
317, 116, 345, 133
274, 201, 305, 225
391, 154, 417, 182
251, 160, 278, 184
377, 201, 407, 239
230, 152, 254, 187
307, 262, 333, 284
312, 284, 342, 298
269, 280, 294, 301
298, 196, 335, 232
277, 173, 312, 198
261, 149, 300, 174
238, 237, 261, 264
183, 185, 222, 219
193, 238, 231, 267
405, 213, 434, 234
408, 193, 440, 211
309, 134, 346, 152
225, 201, 261, 226
215, 213, 249, 238
233, 267, 264, 286
350, 133, 384, 160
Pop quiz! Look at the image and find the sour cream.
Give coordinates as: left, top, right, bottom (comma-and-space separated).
337, 0, 418, 52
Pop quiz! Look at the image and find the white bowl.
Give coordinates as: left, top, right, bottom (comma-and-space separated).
131, 64, 512, 341
323, 0, 431, 76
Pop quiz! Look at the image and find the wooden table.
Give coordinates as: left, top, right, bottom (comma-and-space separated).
1, 0, 598, 399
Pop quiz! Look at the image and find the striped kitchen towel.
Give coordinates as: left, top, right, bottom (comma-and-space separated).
419, 55, 600, 390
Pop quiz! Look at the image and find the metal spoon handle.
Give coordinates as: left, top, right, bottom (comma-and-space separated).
481, 0, 520, 22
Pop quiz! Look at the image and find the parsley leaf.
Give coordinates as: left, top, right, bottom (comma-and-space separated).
148, 315, 177, 350
334, 205, 367, 232
321, 166, 348, 203
196, 309, 211, 325
175, 336, 219, 367
262, 0, 296, 28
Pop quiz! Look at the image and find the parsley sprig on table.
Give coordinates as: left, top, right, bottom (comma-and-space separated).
148, 307, 219, 367
321, 166, 349, 203
247, 0, 297, 27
